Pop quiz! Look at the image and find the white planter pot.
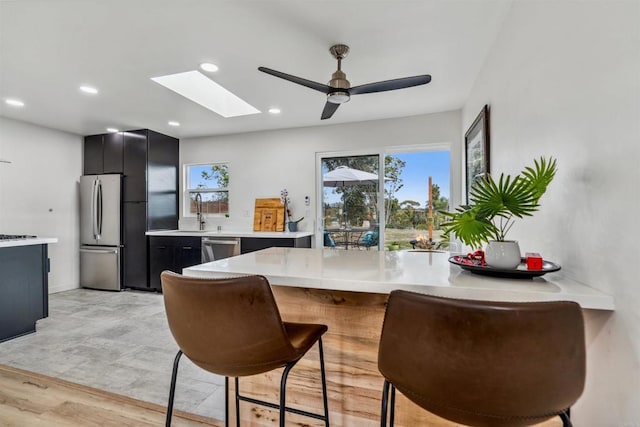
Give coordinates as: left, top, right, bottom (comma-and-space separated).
484, 241, 521, 269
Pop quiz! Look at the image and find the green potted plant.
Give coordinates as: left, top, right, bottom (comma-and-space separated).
287, 216, 304, 232
442, 156, 557, 268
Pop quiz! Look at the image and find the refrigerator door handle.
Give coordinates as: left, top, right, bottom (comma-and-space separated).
96, 179, 103, 240
80, 248, 119, 254
91, 179, 98, 239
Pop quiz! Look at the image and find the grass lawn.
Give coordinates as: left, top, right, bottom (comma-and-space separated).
384, 228, 444, 250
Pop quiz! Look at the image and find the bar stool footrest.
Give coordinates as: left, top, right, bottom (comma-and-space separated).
237, 393, 329, 421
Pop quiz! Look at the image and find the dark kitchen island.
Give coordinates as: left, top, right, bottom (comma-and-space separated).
0, 236, 57, 342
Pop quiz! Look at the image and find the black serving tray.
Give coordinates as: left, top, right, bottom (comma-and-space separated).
448, 255, 561, 279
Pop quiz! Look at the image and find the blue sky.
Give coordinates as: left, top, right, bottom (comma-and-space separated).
390, 150, 450, 207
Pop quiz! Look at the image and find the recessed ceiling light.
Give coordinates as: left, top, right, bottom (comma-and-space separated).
5, 98, 25, 107
106, 127, 119, 133
80, 85, 99, 94
268, 107, 281, 114
200, 63, 219, 72
168, 121, 180, 127
151, 70, 260, 118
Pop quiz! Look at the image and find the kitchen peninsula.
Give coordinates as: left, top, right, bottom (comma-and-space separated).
0, 236, 58, 343
184, 247, 614, 426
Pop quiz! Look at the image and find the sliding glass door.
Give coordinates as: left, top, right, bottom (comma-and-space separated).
317, 146, 450, 251
319, 154, 381, 250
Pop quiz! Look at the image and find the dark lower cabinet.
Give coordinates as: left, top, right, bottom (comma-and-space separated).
147, 234, 312, 292
148, 236, 202, 291
240, 236, 312, 254
123, 202, 148, 289
0, 245, 49, 343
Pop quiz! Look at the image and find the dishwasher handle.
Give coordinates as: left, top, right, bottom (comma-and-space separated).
203, 239, 240, 245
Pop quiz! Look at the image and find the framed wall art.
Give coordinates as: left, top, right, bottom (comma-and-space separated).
465, 104, 490, 204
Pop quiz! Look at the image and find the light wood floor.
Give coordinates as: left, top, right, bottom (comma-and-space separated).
0, 364, 222, 427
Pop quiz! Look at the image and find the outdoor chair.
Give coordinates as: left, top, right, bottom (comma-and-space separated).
324, 230, 336, 247
359, 231, 379, 249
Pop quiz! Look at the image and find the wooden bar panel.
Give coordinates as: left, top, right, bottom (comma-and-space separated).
228, 286, 434, 426
230, 285, 561, 426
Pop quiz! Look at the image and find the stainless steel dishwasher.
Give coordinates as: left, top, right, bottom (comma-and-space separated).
201, 236, 241, 262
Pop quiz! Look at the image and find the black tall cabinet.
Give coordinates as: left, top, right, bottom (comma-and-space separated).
83, 129, 179, 291
122, 130, 179, 290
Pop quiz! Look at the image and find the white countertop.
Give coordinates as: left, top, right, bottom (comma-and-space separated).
0, 237, 58, 248
183, 247, 615, 311
146, 229, 314, 239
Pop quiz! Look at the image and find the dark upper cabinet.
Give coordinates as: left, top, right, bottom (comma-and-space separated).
148, 130, 179, 230
123, 130, 148, 202
83, 133, 123, 175
123, 130, 179, 213
103, 132, 124, 173
83, 135, 104, 175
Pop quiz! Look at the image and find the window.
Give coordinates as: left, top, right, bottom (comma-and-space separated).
383, 150, 450, 250
185, 163, 229, 216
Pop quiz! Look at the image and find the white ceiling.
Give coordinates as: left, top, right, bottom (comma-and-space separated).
0, 0, 511, 139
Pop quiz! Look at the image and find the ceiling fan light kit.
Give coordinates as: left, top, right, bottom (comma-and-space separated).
259, 44, 431, 120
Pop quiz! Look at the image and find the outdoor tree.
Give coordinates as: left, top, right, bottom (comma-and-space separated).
399, 200, 423, 228
201, 164, 229, 188
384, 155, 406, 224
196, 164, 230, 214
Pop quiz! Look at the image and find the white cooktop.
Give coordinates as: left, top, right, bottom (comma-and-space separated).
0, 237, 58, 248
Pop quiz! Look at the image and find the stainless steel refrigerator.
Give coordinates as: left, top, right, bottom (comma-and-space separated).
80, 174, 122, 291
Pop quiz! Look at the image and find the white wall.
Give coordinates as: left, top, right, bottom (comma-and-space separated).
463, 1, 639, 425
181, 111, 461, 236
0, 117, 82, 293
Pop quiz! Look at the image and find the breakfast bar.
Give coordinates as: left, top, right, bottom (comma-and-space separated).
183, 247, 614, 426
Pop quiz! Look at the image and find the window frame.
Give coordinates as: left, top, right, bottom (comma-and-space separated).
183, 162, 230, 217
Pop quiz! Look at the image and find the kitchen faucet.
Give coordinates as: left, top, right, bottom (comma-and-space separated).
195, 193, 205, 230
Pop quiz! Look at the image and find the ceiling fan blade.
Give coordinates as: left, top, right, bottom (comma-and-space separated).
349, 75, 431, 95
258, 67, 330, 94
321, 101, 340, 120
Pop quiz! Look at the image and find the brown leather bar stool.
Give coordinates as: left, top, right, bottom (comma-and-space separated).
378, 290, 585, 427
161, 271, 330, 427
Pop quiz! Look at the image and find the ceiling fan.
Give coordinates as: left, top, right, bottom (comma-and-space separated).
258, 44, 432, 120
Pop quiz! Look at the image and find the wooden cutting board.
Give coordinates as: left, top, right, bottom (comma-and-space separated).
253, 198, 285, 232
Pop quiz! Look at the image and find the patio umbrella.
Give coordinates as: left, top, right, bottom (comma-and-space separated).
323, 165, 380, 187
323, 166, 382, 230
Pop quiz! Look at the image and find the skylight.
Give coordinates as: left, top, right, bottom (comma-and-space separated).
151, 71, 260, 118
